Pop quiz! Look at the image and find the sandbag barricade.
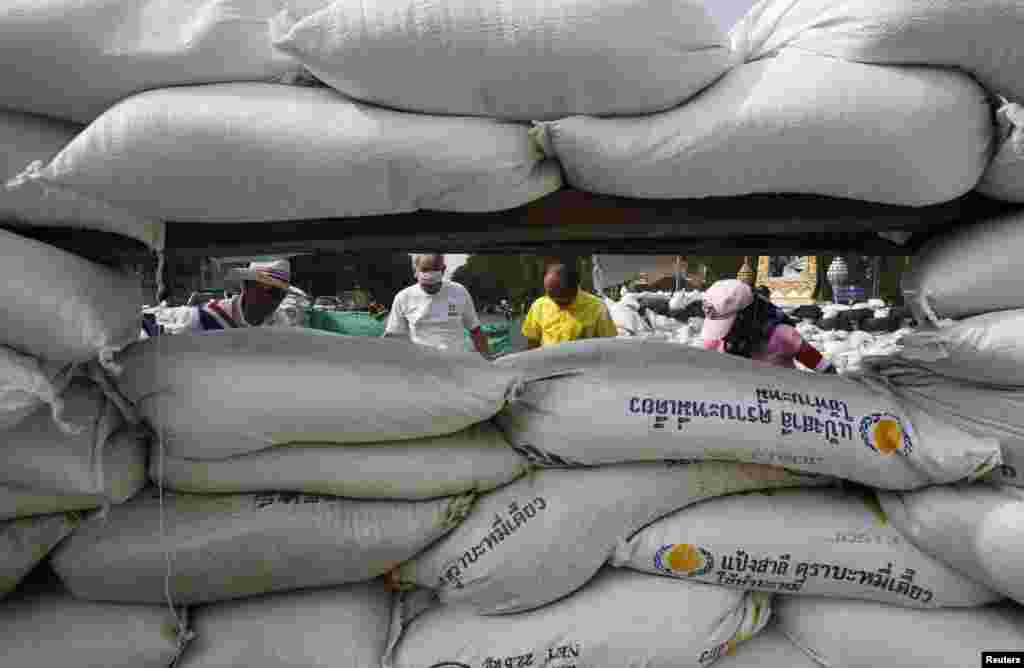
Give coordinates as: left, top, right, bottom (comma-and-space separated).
614, 487, 1000, 608
879, 483, 1024, 605
863, 359, 1024, 487
179, 581, 393, 668
52, 488, 473, 605
775, 596, 1024, 668
0, 229, 143, 370
396, 460, 829, 614
901, 209, 1024, 323
0, 345, 72, 433
533, 50, 990, 206
7, 84, 562, 224
890, 309, 1024, 386
270, 0, 733, 120
978, 100, 1024, 203
0, 576, 191, 667
730, 0, 1024, 103
494, 340, 1002, 490
0, 377, 147, 520
0, 110, 164, 250
386, 568, 772, 668
153, 421, 527, 500
0, 0, 304, 123
113, 329, 520, 460
0, 513, 78, 598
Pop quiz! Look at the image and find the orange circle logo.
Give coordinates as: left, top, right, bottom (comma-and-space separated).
655, 544, 713, 577
860, 414, 912, 456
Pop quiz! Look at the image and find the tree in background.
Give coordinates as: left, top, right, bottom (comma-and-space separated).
452, 254, 595, 314
291, 251, 414, 307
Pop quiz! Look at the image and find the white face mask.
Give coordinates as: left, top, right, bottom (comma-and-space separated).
417, 270, 444, 286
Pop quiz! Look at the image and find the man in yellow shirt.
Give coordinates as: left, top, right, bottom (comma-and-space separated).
522, 258, 618, 349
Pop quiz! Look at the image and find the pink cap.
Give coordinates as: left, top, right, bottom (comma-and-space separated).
700, 279, 754, 345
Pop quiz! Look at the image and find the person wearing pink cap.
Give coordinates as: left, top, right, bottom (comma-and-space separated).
700, 279, 834, 373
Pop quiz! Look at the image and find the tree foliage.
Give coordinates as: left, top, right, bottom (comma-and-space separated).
452, 254, 595, 312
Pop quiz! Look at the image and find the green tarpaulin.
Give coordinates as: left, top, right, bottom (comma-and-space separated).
306, 310, 515, 354
306, 310, 386, 337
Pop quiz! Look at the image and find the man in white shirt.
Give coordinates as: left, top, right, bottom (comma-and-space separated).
384, 254, 490, 356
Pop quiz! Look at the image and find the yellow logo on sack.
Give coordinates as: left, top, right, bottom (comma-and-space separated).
654, 543, 714, 577
860, 413, 912, 457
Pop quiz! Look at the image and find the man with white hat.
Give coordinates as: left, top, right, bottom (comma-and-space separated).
186, 258, 294, 332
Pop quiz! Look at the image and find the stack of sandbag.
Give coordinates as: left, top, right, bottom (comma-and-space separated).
775, 595, 1024, 668
0, 514, 79, 599
0, 110, 164, 251
0, 228, 144, 373
51, 488, 473, 605
1, 377, 148, 520
902, 209, 1024, 326
0, 345, 70, 433
879, 484, 1024, 605
153, 421, 528, 501
394, 460, 829, 613
614, 487, 1000, 607
493, 339, 1001, 488
0, 0, 742, 224
0, 570, 192, 667
607, 295, 655, 338
533, 49, 991, 207
386, 568, 771, 668
0, 0, 309, 125
6, 83, 563, 222
730, 0, 1024, 203
270, 0, 734, 121
118, 329, 526, 499
179, 580, 392, 668
863, 213, 1024, 485
864, 359, 1024, 487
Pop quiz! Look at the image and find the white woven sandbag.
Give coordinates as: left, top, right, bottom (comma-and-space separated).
902, 209, 1024, 323
7, 83, 562, 224
730, 0, 1024, 103
0, 485, 116, 522
978, 100, 1024, 203
114, 328, 519, 459
154, 422, 527, 500
608, 300, 652, 336
494, 339, 1001, 489
396, 460, 829, 614
614, 487, 999, 608
0, 580, 191, 668
0, 0, 314, 124
0, 111, 164, 250
879, 484, 1024, 605
270, 0, 733, 120
52, 488, 473, 605
893, 310, 1024, 385
0, 229, 144, 369
533, 50, 990, 206
862, 361, 1024, 487
387, 568, 771, 668
0, 513, 78, 598
714, 627, 818, 668
775, 596, 1024, 668
0, 345, 73, 433
1, 379, 146, 504
180, 581, 392, 668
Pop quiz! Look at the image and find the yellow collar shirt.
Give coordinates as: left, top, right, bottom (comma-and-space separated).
522, 290, 618, 347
